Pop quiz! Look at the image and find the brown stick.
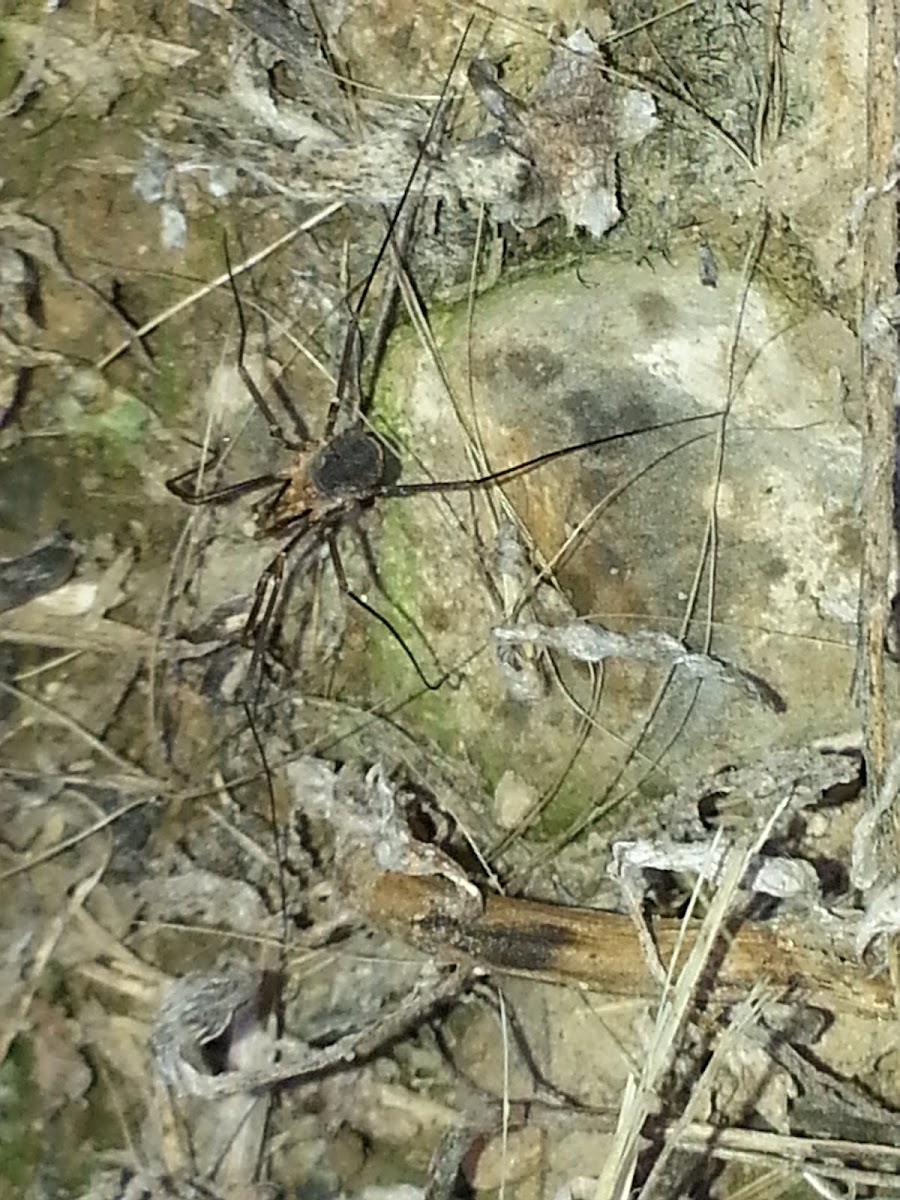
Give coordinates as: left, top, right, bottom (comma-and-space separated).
365, 872, 893, 1015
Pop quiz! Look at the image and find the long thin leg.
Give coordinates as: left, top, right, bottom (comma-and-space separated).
242, 699, 289, 949
323, 20, 472, 439
166, 463, 281, 506
240, 516, 329, 702
350, 24, 469, 325
223, 235, 307, 452
242, 547, 287, 703
348, 514, 447, 682
166, 242, 307, 506
377, 410, 722, 499
324, 314, 363, 439
326, 530, 447, 692
357, 196, 420, 409
325, 189, 423, 439
241, 524, 307, 701
252, 478, 292, 533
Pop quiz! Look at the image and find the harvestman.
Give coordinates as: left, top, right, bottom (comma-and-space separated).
166, 44, 719, 695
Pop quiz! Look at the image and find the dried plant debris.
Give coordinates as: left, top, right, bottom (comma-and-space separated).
140, 758, 480, 1172
136, 16, 654, 244
136, 864, 281, 943
595, 777, 900, 1191
547, 744, 866, 979
163, 24, 448, 226
8, 734, 899, 1200
609, 833, 822, 906
617, 748, 862, 912
493, 618, 786, 712
0, 546, 172, 671
150, 967, 275, 1099
646, 746, 862, 843
466, 31, 657, 234
4, 15, 199, 118
285, 759, 483, 913
146, 969, 285, 1195
150, 960, 470, 1100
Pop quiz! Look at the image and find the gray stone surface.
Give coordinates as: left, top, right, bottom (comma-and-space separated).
375, 251, 862, 807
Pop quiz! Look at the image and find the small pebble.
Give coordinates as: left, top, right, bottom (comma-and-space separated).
493, 769, 539, 830
806, 811, 829, 839
464, 1127, 544, 1190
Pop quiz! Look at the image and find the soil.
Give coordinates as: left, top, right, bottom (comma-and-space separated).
0, 1, 897, 1199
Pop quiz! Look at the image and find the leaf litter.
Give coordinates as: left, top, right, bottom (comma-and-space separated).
1, 0, 899, 1198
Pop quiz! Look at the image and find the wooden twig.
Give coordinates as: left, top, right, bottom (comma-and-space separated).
365, 872, 894, 1015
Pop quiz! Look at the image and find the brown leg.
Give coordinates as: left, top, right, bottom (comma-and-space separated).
223, 235, 307, 452
240, 518, 324, 700
326, 528, 448, 691
165, 462, 280, 506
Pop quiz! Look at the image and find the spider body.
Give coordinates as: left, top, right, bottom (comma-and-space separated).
253, 430, 386, 539
309, 429, 386, 500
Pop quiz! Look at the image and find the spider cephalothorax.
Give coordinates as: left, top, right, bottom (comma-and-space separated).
254, 429, 387, 539
309, 429, 386, 498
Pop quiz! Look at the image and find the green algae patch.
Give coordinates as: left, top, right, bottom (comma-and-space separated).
0, 1038, 41, 1193
58, 371, 155, 445
0, 1031, 98, 1200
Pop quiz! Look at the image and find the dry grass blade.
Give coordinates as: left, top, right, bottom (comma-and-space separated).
0, 796, 152, 883
0, 606, 221, 659
637, 983, 775, 1200
676, 1124, 900, 1188
0, 678, 163, 785
0, 793, 112, 1068
594, 835, 738, 1200
94, 204, 343, 369
597, 788, 812, 1200
364, 871, 890, 1014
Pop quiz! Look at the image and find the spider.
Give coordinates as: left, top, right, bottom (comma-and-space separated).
166, 41, 718, 698
166, 254, 714, 697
